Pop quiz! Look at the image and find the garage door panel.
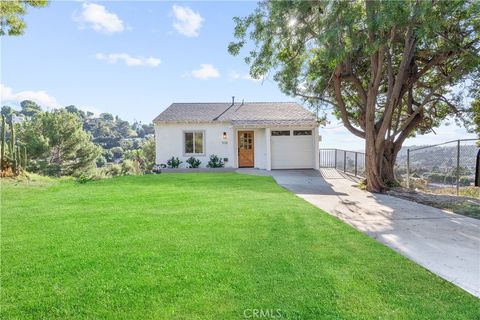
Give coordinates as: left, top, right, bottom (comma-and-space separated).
271, 135, 314, 169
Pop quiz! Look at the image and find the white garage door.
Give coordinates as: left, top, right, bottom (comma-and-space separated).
271, 130, 314, 169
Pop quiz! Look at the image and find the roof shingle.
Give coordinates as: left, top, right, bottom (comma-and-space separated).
153, 102, 317, 126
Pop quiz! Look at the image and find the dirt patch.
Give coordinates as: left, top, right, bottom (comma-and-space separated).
387, 187, 480, 220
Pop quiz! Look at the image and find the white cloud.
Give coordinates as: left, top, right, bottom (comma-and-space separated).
228, 70, 262, 82
96, 53, 161, 67
78, 105, 102, 116
0, 84, 58, 108
172, 5, 204, 37
190, 64, 220, 79
76, 3, 124, 34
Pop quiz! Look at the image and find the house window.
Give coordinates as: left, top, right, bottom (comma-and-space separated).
293, 130, 312, 136
184, 131, 204, 154
271, 130, 290, 136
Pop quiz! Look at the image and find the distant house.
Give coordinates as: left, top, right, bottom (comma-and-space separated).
153, 100, 319, 170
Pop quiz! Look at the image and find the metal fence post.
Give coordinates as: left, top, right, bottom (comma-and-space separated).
354, 152, 358, 176
407, 149, 410, 189
343, 151, 346, 173
456, 139, 460, 196
334, 150, 337, 169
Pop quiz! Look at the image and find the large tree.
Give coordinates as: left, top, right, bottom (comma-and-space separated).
229, 0, 479, 192
19, 110, 100, 176
0, 0, 49, 36
20, 100, 42, 118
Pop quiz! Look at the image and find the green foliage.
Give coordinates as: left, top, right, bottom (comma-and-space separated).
426, 172, 473, 186
4, 100, 155, 177
22, 145, 27, 169
1, 114, 5, 168
230, 0, 480, 189
123, 149, 144, 174
167, 157, 182, 168
76, 173, 92, 184
96, 155, 106, 168
18, 110, 101, 176
105, 163, 122, 177
141, 138, 156, 170
471, 98, 480, 145
20, 100, 42, 118
121, 159, 136, 175
9, 120, 16, 173
0, 0, 49, 36
186, 156, 201, 168
1, 106, 15, 123
206, 155, 224, 168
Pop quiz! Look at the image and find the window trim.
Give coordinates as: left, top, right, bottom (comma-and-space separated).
183, 130, 206, 156
293, 130, 313, 136
271, 130, 291, 136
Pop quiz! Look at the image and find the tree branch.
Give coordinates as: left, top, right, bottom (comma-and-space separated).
333, 67, 366, 139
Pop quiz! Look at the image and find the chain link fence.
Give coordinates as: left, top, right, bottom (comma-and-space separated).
396, 139, 479, 197
321, 139, 479, 198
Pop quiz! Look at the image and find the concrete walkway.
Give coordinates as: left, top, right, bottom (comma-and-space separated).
238, 168, 480, 297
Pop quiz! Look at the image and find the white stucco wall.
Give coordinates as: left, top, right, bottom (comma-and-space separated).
155, 122, 319, 170
155, 122, 236, 168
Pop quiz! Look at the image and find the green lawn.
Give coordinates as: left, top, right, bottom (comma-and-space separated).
1, 173, 479, 319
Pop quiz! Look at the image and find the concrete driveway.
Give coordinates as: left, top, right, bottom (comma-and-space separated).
238, 168, 480, 297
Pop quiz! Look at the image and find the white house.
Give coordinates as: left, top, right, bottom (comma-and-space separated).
153, 100, 320, 170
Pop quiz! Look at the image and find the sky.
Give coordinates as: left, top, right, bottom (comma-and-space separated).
1, 1, 477, 150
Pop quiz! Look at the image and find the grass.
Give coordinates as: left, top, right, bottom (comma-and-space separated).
433, 186, 480, 198
1, 173, 479, 319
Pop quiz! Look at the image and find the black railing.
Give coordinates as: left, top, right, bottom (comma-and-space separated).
319, 149, 366, 177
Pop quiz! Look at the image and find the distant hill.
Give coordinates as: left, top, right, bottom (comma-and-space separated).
396, 143, 479, 172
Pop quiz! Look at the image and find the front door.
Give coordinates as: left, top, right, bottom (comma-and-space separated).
238, 131, 254, 167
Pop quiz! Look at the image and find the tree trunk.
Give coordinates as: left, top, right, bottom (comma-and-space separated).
365, 138, 402, 192
365, 135, 385, 192
381, 155, 396, 186
381, 140, 398, 186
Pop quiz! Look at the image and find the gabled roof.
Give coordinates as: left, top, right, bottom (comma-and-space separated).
153, 102, 318, 126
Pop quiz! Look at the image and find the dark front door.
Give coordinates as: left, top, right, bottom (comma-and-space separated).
238, 131, 254, 167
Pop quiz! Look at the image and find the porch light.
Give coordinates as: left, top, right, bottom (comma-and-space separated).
223, 132, 228, 140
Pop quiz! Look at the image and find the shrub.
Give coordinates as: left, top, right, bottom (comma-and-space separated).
186, 156, 201, 168
167, 157, 182, 168
206, 155, 224, 168
76, 173, 91, 184
121, 159, 136, 175
104, 163, 122, 176
96, 155, 106, 168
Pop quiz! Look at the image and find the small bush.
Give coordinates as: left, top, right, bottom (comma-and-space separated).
121, 159, 136, 175
106, 164, 122, 176
206, 155, 224, 168
76, 173, 91, 184
96, 156, 106, 168
167, 157, 182, 168
186, 156, 201, 168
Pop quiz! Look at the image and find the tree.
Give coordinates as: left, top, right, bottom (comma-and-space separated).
1, 106, 16, 123
471, 98, 480, 146
19, 110, 100, 176
20, 100, 42, 118
1, 115, 6, 169
0, 0, 49, 36
142, 137, 156, 170
229, 0, 479, 192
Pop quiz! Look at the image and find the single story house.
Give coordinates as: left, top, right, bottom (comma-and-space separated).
153, 100, 320, 170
